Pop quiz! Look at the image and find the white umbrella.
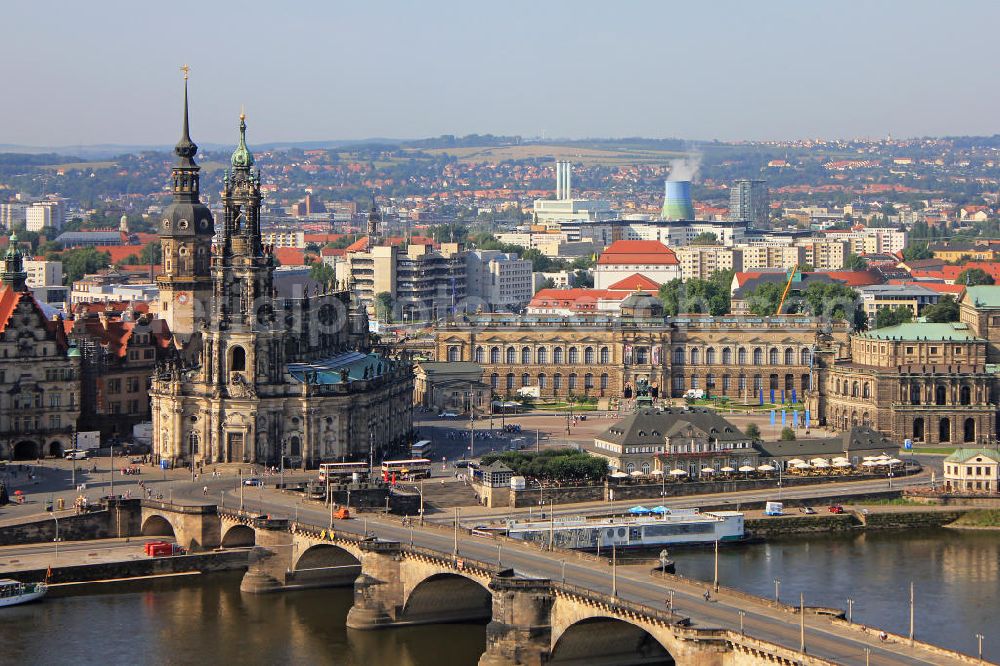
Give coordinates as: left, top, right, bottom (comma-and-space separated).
669, 469, 688, 476
610, 471, 629, 478
719, 466, 736, 473
701, 467, 716, 474
833, 460, 853, 468
793, 462, 812, 470
630, 470, 644, 477
832, 457, 850, 463
813, 461, 831, 469
738, 465, 756, 473
756, 464, 775, 472
874, 459, 891, 466
650, 469, 664, 476
887, 458, 903, 465
861, 460, 878, 467
862, 456, 878, 461
809, 457, 828, 465
787, 458, 806, 465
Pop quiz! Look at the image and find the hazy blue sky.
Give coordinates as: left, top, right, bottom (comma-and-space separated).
3, 1, 998, 147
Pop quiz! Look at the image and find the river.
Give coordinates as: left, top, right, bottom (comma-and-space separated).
670, 527, 1000, 658
4, 528, 997, 664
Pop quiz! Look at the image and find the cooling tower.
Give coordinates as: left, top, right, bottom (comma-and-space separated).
660, 180, 694, 221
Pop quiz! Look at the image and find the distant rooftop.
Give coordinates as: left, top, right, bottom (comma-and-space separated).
859, 321, 979, 341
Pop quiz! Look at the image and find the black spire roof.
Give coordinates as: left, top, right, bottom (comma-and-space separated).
174, 77, 198, 168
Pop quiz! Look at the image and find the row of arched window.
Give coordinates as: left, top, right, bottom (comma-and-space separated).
489, 372, 609, 391
675, 347, 811, 366
447, 344, 812, 367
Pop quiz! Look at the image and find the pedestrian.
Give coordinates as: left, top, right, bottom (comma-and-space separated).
704, 589, 711, 602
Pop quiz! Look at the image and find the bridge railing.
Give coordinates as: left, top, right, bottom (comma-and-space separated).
552, 581, 687, 626
141, 499, 216, 514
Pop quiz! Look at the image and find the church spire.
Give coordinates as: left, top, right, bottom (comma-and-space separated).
231, 108, 255, 170
170, 66, 201, 201
366, 194, 381, 249
1, 228, 28, 291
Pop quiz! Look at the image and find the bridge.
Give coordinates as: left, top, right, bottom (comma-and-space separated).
133, 496, 978, 666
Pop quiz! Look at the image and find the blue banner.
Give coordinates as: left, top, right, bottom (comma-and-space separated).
793, 411, 799, 428
781, 390, 786, 404
792, 388, 797, 403
805, 410, 811, 429
759, 389, 764, 405
770, 410, 775, 425
770, 389, 775, 404
781, 410, 787, 427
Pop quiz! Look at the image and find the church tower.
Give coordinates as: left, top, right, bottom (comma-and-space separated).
156, 69, 214, 344
1, 230, 28, 291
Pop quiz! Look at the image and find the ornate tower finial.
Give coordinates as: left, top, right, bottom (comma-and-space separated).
231, 109, 254, 169
175, 67, 198, 168
2, 227, 28, 290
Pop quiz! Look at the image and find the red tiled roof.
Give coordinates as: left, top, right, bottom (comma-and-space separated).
273, 247, 306, 266
96, 245, 144, 264
597, 240, 678, 266
815, 270, 884, 287
0, 285, 68, 349
606, 273, 663, 291
320, 247, 345, 257
345, 235, 439, 253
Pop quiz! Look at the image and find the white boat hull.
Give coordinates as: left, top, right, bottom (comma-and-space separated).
0, 585, 47, 607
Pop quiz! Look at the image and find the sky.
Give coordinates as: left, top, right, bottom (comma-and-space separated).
3, 0, 999, 147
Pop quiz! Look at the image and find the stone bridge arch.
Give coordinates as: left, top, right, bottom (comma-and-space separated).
220, 523, 256, 548
292, 542, 362, 571
140, 502, 221, 551
400, 571, 492, 625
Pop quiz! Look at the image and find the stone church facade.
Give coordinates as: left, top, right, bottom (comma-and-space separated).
150, 83, 412, 468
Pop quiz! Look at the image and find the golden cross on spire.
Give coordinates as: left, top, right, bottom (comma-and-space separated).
240, 103, 246, 121
180, 64, 190, 80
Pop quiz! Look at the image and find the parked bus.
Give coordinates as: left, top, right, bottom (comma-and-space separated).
381, 458, 432, 481
410, 440, 433, 459
318, 462, 369, 482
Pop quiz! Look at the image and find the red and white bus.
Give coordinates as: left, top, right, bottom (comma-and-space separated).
381, 458, 432, 481
318, 462, 369, 482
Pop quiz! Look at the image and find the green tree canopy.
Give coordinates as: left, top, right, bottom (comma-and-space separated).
657, 269, 733, 316
59, 247, 112, 284
922, 295, 960, 323
478, 449, 608, 482
874, 306, 913, 329
309, 262, 336, 285
746, 282, 785, 316
690, 232, 718, 245
779, 427, 796, 441
375, 291, 394, 323
902, 243, 933, 261
844, 253, 868, 271
955, 268, 995, 286
744, 423, 761, 440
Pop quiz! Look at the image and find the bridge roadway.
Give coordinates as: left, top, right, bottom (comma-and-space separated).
166, 477, 968, 666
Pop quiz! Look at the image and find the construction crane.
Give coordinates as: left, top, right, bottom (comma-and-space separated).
775, 264, 799, 315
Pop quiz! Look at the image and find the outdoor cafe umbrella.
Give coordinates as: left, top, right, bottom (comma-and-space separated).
861, 460, 879, 467
609, 471, 629, 478
756, 464, 775, 472
832, 456, 850, 463
738, 465, 756, 472
700, 467, 716, 474
629, 506, 651, 515
793, 462, 812, 470
651, 506, 669, 514
669, 469, 688, 476
719, 466, 736, 473
833, 460, 853, 468
887, 458, 903, 465
630, 470, 644, 477
13, 489, 24, 495
650, 469, 664, 476
812, 461, 831, 469
787, 458, 806, 466
809, 457, 828, 465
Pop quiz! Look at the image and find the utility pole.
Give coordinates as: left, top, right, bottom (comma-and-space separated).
774, 578, 780, 604
453, 507, 460, 560
847, 598, 854, 624
611, 543, 617, 596
976, 633, 984, 664
800, 592, 805, 654
713, 538, 720, 592
469, 393, 475, 460
535, 429, 539, 453
909, 580, 915, 645
548, 500, 555, 550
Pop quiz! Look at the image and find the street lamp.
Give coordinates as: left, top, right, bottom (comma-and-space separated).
774, 578, 781, 604
847, 598, 854, 624
611, 543, 617, 596
739, 610, 746, 635
976, 633, 984, 664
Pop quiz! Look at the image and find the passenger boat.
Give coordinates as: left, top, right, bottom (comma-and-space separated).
0, 579, 47, 607
504, 508, 744, 550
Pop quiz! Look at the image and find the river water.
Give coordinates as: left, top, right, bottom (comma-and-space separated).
671, 527, 1000, 658
3, 528, 997, 664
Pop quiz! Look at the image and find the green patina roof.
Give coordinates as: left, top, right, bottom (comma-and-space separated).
231, 113, 254, 169
944, 448, 1000, 463
859, 322, 980, 341
963, 285, 1000, 308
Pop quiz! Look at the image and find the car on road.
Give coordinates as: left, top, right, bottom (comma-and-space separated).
828, 504, 845, 514
800, 506, 817, 515
454, 460, 472, 468
243, 478, 263, 487
438, 412, 459, 418
64, 449, 88, 460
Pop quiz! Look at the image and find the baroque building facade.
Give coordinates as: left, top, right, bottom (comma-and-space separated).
0, 233, 81, 459
150, 84, 413, 468
436, 294, 847, 404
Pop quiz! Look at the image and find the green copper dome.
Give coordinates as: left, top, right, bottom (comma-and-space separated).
231, 111, 254, 169
5, 230, 21, 260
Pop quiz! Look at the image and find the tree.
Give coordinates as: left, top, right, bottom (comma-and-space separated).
955, 268, 995, 286
874, 306, 913, 329
902, 243, 933, 261
537, 277, 556, 291
658, 269, 733, 316
779, 427, 796, 441
746, 282, 785, 316
572, 269, 594, 288
690, 232, 718, 245
375, 292, 394, 323
844, 253, 868, 271
60, 248, 111, 285
744, 423, 761, 440
123, 242, 161, 266
309, 262, 336, 285
922, 295, 960, 323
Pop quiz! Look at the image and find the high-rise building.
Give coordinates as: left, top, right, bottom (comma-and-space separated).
729, 179, 769, 227
25, 201, 65, 232
0, 203, 27, 231
465, 250, 533, 311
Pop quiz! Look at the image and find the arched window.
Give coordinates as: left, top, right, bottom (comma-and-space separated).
964, 417, 975, 443
910, 384, 921, 405
505, 347, 516, 364
641, 462, 651, 475
584, 373, 593, 389
674, 348, 685, 364
722, 375, 730, 392
753, 348, 762, 365
626, 463, 635, 474
769, 374, 779, 390
785, 374, 794, 391
852, 382, 859, 398
913, 417, 925, 442
706, 348, 716, 365
230, 346, 246, 372
568, 373, 577, 390
490, 347, 500, 364
447, 346, 460, 362
691, 375, 699, 389
960, 385, 971, 405
939, 417, 951, 443
784, 348, 794, 365
474, 346, 484, 363
600, 373, 609, 389
537, 347, 548, 364
753, 374, 762, 392
188, 432, 199, 455
554, 373, 563, 389
800, 348, 811, 366
521, 373, 530, 387
769, 348, 779, 365
935, 385, 946, 406
600, 347, 609, 364
568, 347, 579, 364
538, 373, 547, 388
506, 373, 515, 389
289, 435, 301, 457
722, 348, 732, 365
584, 347, 595, 364
738, 348, 747, 365
801, 373, 810, 390
490, 373, 499, 389
521, 347, 531, 365
862, 383, 871, 399
554, 348, 564, 364
691, 348, 700, 365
